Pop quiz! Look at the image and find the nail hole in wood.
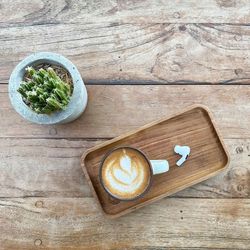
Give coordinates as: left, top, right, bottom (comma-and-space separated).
34, 239, 42, 246
234, 68, 243, 76
236, 146, 243, 154
49, 128, 57, 135
234, 35, 242, 41
173, 12, 180, 19
179, 25, 186, 31
237, 185, 244, 192
35, 201, 44, 208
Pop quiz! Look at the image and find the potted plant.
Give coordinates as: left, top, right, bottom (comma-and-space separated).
9, 52, 88, 124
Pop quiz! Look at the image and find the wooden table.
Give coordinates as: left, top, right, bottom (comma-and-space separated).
0, 1, 250, 249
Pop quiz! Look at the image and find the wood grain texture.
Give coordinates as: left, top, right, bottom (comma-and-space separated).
0, 197, 249, 249
1, 0, 250, 26
1, 23, 250, 83
1, 0, 250, 247
1, 84, 249, 138
82, 106, 229, 217
0, 138, 249, 199
0, 138, 97, 199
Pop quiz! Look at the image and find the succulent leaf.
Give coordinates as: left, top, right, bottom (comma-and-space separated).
17, 66, 72, 114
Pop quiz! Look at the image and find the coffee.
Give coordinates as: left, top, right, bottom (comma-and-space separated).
101, 147, 151, 200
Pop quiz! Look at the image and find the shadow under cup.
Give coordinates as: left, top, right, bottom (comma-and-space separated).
99, 146, 153, 202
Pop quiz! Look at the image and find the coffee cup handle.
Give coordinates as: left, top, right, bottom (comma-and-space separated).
150, 160, 169, 175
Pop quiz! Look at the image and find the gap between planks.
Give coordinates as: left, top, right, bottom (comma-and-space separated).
0, 84, 249, 139
1, 81, 250, 85
1, 22, 250, 84
0, 197, 249, 249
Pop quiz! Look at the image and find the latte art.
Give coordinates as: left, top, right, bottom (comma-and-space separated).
101, 148, 151, 200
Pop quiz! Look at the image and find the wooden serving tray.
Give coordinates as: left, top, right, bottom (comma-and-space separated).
81, 105, 229, 218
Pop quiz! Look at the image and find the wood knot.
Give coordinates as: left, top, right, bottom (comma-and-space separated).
34, 239, 42, 246
170, 63, 181, 72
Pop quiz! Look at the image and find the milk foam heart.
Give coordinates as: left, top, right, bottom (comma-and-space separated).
101, 148, 151, 200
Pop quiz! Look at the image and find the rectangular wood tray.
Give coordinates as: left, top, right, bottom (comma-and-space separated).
81, 105, 229, 218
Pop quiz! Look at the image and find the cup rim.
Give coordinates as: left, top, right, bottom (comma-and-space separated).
99, 146, 153, 202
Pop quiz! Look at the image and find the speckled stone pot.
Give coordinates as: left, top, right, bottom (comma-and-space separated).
9, 52, 88, 125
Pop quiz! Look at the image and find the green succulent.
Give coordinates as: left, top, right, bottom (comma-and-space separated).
17, 66, 72, 114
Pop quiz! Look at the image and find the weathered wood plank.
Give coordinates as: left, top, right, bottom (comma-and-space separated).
0, 197, 249, 249
1, 0, 250, 27
1, 85, 249, 138
0, 139, 97, 199
0, 138, 249, 199
1, 23, 250, 83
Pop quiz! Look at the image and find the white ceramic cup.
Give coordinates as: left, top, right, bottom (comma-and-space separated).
99, 146, 169, 201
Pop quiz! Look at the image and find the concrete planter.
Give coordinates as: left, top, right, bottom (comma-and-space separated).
9, 52, 88, 125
